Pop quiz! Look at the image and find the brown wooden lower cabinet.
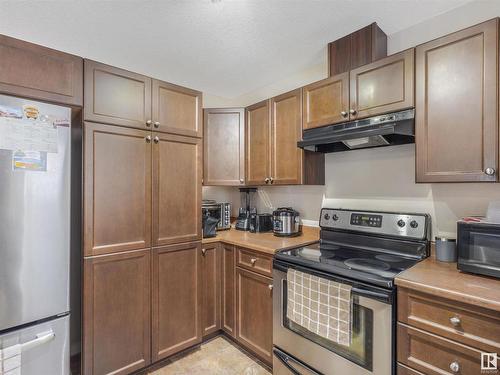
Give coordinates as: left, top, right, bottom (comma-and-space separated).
397, 363, 425, 375
83, 249, 151, 375
201, 243, 222, 337
222, 243, 236, 337
152, 242, 202, 361
398, 323, 482, 375
236, 267, 273, 365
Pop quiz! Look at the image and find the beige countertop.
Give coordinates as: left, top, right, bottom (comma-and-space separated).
202, 226, 320, 255
395, 256, 500, 312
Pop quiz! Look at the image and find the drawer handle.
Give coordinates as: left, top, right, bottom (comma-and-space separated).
268, 284, 273, 291
250, 258, 257, 265
449, 361, 460, 373
449, 316, 461, 326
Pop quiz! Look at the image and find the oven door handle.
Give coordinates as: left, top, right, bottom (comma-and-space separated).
273, 348, 323, 375
351, 287, 392, 303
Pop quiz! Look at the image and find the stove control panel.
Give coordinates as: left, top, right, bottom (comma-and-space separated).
320, 208, 430, 240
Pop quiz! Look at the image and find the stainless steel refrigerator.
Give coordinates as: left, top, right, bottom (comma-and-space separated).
0, 94, 71, 375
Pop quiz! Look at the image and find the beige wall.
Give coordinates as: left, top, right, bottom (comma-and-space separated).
202, 0, 500, 238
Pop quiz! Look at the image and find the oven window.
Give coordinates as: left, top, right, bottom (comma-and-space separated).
283, 282, 373, 371
462, 231, 500, 268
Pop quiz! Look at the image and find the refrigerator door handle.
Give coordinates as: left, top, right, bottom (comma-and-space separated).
21, 331, 55, 352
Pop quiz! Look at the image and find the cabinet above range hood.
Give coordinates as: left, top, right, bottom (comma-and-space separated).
298, 109, 414, 153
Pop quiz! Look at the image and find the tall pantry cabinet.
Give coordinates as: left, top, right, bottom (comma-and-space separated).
82, 60, 203, 375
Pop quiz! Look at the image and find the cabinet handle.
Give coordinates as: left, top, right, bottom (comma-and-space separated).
154, 121, 160, 128
268, 284, 273, 291
264, 178, 270, 184
449, 316, 461, 326
239, 179, 244, 183
153, 136, 159, 144
145, 135, 152, 143
349, 109, 357, 115
449, 361, 460, 373
340, 111, 348, 118
269, 177, 274, 184
485, 167, 495, 176
201, 248, 206, 255
146, 120, 152, 127
250, 258, 257, 265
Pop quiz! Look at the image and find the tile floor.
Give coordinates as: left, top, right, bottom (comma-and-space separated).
149, 337, 271, 375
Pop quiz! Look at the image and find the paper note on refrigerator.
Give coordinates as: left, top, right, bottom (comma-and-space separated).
0, 117, 58, 153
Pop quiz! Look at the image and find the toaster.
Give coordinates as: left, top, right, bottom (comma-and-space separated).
249, 213, 273, 233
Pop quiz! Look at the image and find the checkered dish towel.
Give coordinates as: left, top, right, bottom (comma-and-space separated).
286, 268, 352, 346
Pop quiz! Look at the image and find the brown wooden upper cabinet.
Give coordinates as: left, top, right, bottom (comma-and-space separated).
349, 48, 414, 120
83, 122, 151, 257
271, 89, 304, 184
246, 100, 271, 185
152, 242, 202, 361
246, 91, 325, 186
83, 249, 151, 375
302, 73, 350, 129
84, 61, 202, 136
0, 34, 83, 106
203, 108, 245, 185
84, 60, 152, 129
152, 79, 202, 137
415, 19, 499, 182
328, 23, 387, 76
152, 133, 202, 246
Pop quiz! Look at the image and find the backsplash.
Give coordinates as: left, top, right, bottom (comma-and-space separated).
203, 144, 500, 238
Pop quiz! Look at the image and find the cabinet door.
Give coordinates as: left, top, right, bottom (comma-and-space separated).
415, 19, 498, 182
84, 60, 152, 129
0, 35, 83, 106
152, 79, 202, 137
152, 242, 202, 360
222, 244, 236, 337
203, 108, 245, 186
271, 89, 303, 185
83, 122, 151, 257
246, 100, 271, 185
83, 250, 151, 375
302, 73, 350, 129
201, 243, 221, 337
349, 49, 414, 120
152, 133, 202, 246
236, 268, 273, 365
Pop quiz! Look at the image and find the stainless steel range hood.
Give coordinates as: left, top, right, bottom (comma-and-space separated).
298, 109, 415, 153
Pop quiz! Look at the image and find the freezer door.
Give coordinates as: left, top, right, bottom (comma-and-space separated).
0, 315, 70, 375
0, 95, 71, 331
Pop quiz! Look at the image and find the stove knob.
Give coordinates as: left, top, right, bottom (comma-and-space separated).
332, 214, 339, 221
323, 213, 330, 220
397, 219, 406, 228
410, 220, 419, 229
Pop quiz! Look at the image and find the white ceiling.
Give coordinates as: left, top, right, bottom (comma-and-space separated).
0, 0, 471, 99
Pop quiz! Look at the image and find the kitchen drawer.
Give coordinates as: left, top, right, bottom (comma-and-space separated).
398, 287, 500, 353
236, 247, 273, 277
397, 363, 425, 375
398, 323, 484, 375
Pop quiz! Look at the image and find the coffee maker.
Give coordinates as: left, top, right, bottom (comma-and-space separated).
235, 188, 257, 231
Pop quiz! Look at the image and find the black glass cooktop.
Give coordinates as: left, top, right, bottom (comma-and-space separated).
275, 241, 422, 289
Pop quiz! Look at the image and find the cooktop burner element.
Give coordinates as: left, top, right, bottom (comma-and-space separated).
275, 208, 431, 289
344, 258, 390, 272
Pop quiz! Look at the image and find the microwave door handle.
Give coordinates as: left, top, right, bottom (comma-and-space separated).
273, 348, 322, 375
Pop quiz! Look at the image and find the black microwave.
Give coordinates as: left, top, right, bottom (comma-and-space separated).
457, 220, 500, 278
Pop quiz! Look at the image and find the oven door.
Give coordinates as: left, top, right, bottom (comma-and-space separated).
273, 262, 394, 375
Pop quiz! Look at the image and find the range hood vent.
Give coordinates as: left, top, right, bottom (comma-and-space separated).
298, 109, 415, 153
